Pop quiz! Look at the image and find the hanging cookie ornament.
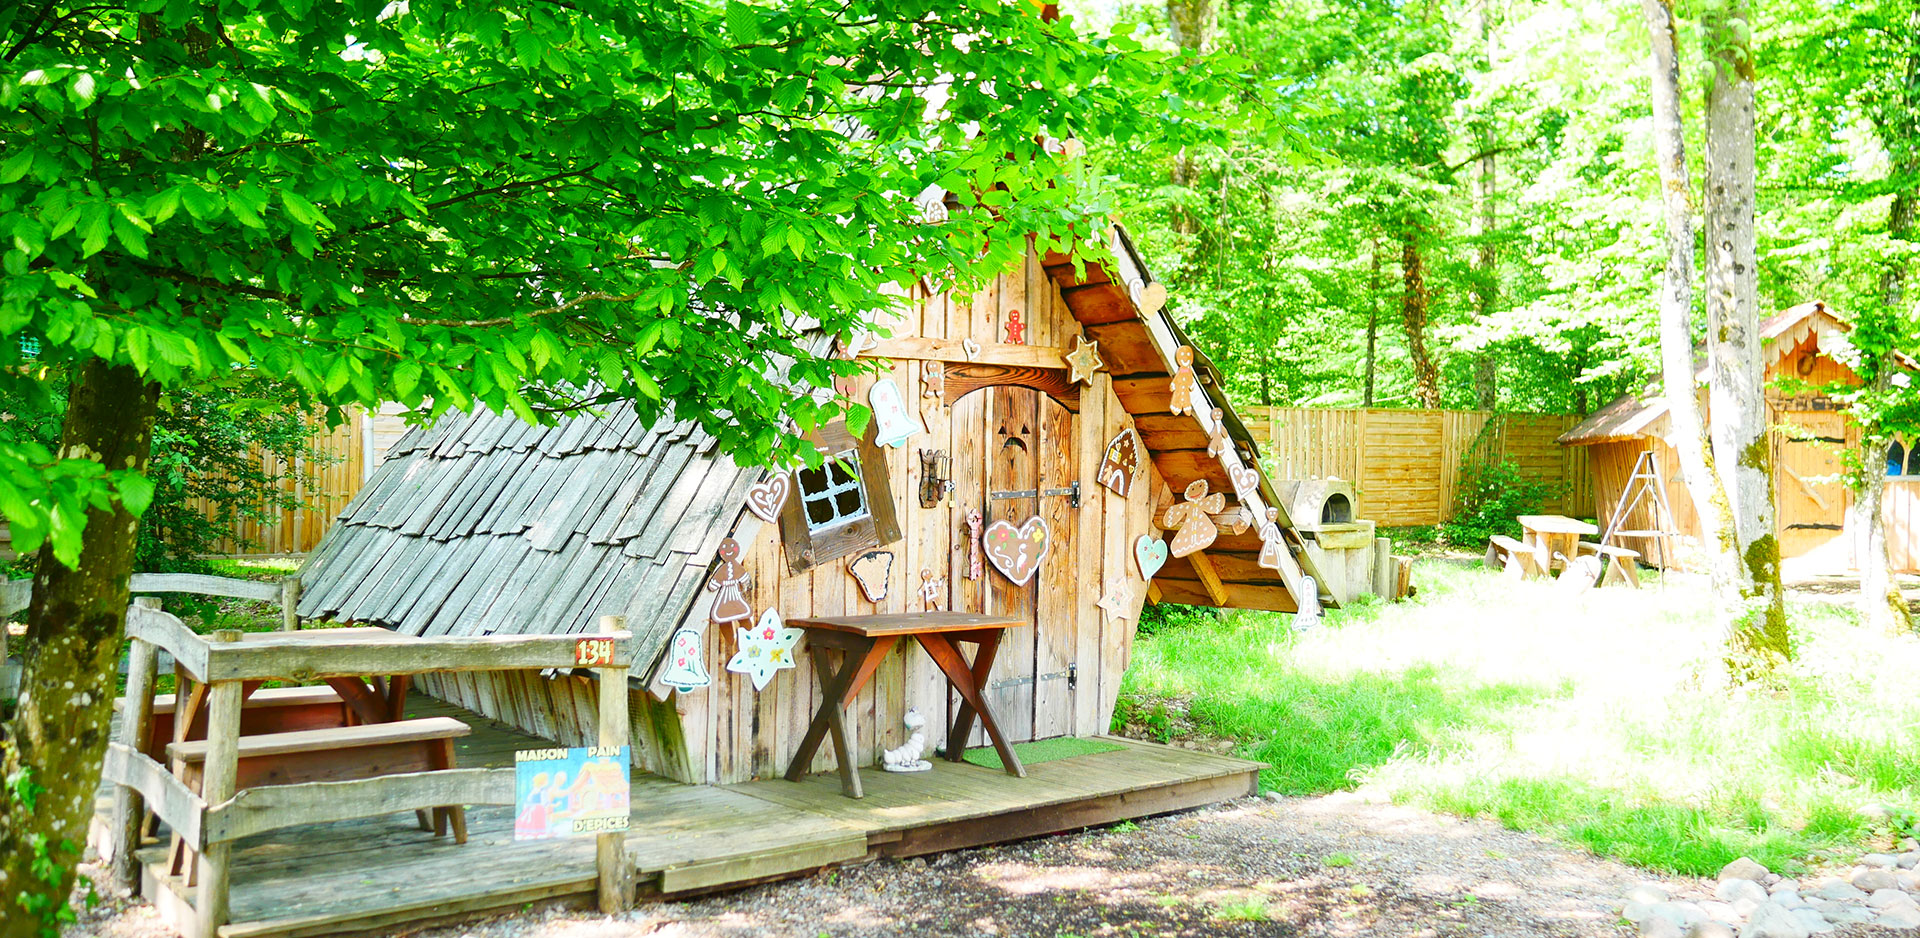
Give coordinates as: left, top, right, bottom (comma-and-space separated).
961, 337, 982, 361
1097, 578, 1140, 623
918, 569, 946, 612
1206, 408, 1231, 459
1163, 480, 1226, 558
1169, 346, 1199, 416
1097, 429, 1141, 497
706, 538, 753, 625
869, 378, 926, 448
746, 471, 792, 524
657, 627, 712, 693
726, 608, 803, 692
1134, 534, 1169, 580
847, 550, 893, 603
921, 360, 945, 411
1065, 335, 1104, 385
1257, 508, 1288, 573
1005, 309, 1026, 345
983, 515, 1051, 586
964, 509, 985, 581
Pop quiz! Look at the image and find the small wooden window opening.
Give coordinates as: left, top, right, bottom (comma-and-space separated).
780, 419, 901, 574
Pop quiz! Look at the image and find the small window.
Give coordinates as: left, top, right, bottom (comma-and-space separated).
1891, 440, 1908, 477
797, 450, 870, 531
778, 419, 901, 574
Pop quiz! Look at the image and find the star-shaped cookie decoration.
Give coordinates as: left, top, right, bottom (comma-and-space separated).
725, 609, 803, 691
1097, 577, 1140, 622
1065, 335, 1104, 386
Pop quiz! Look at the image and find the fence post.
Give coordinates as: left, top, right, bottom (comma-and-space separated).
279, 576, 301, 631
112, 597, 162, 890
195, 629, 244, 938
595, 614, 632, 913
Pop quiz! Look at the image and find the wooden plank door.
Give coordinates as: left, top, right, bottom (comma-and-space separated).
1775, 410, 1849, 560
961, 386, 1081, 749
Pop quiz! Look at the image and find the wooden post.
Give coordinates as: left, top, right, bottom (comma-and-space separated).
279, 576, 300, 631
595, 615, 631, 913
194, 630, 244, 938
112, 597, 162, 890
1371, 537, 1393, 600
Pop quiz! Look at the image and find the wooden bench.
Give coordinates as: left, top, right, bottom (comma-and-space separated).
1487, 535, 1546, 580
140, 685, 352, 762
1578, 542, 1642, 588
166, 717, 473, 843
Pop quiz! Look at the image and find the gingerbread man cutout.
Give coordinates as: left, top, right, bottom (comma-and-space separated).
1169, 346, 1198, 416
1006, 309, 1026, 345
1206, 408, 1230, 459
919, 569, 946, 611
706, 537, 753, 625
1163, 479, 1226, 558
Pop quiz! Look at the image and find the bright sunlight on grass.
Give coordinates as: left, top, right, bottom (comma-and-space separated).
1117, 559, 1920, 876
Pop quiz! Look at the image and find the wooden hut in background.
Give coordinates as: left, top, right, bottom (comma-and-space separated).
296, 221, 1401, 787
1557, 301, 1920, 574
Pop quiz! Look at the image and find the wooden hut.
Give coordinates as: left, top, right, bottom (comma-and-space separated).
296, 221, 1398, 788
1556, 301, 1920, 574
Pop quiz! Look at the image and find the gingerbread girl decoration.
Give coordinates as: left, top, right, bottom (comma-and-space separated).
1257, 507, 1287, 572
1169, 346, 1198, 416
1163, 479, 1226, 558
1206, 407, 1230, 458
1006, 309, 1026, 345
707, 537, 753, 625
965, 508, 984, 580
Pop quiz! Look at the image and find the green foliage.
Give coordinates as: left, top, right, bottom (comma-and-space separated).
6, 768, 81, 937
0, 0, 1253, 570
0, 379, 329, 572
1439, 457, 1561, 548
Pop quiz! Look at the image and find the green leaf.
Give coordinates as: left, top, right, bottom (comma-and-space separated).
280, 190, 329, 228
323, 355, 352, 395
226, 195, 265, 229
143, 187, 184, 224
115, 473, 155, 516
393, 361, 422, 400
77, 203, 110, 257
0, 149, 32, 184
181, 186, 223, 221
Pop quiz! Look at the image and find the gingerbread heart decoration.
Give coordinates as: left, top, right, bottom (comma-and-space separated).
746, 472, 791, 524
1228, 462, 1262, 503
1135, 535, 1169, 580
983, 515, 1051, 587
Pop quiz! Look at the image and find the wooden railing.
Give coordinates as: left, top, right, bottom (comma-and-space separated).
104, 600, 637, 937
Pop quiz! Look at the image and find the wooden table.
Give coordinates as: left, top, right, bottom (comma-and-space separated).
170, 629, 418, 733
1517, 515, 1599, 573
784, 613, 1028, 799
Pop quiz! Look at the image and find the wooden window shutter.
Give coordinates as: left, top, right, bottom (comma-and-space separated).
779, 419, 901, 575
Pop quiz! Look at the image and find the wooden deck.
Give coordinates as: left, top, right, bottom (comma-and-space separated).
120, 694, 1262, 938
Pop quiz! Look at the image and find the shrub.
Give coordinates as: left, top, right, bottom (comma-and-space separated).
1440, 457, 1562, 548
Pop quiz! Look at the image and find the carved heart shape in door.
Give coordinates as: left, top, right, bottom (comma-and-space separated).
1135, 535, 1169, 580
746, 472, 791, 524
983, 516, 1051, 587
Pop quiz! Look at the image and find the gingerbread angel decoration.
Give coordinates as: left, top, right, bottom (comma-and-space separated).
706, 537, 753, 625
1169, 346, 1199, 416
1163, 479, 1226, 558
1257, 507, 1287, 573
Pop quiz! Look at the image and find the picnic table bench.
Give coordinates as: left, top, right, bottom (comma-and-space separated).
1578, 541, 1643, 588
141, 685, 352, 762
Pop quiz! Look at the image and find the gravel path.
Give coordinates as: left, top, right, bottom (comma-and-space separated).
73, 791, 1717, 938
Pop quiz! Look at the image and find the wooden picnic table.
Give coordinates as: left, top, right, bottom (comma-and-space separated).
784, 612, 1028, 799
168, 628, 419, 738
1517, 514, 1599, 573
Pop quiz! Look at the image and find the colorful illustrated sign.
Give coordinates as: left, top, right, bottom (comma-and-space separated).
513, 746, 631, 840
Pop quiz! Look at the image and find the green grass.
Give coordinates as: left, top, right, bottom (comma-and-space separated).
1117, 559, 1920, 875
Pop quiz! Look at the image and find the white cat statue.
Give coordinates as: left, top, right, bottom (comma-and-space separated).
881, 707, 933, 773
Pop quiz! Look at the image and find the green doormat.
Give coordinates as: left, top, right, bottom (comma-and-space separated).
959, 737, 1125, 770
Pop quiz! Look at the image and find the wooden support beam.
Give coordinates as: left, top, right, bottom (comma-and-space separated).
863, 337, 1067, 368
279, 576, 301, 631
596, 615, 633, 913
1186, 551, 1230, 606
112, 598, 161, 889
195, 630, 244, 938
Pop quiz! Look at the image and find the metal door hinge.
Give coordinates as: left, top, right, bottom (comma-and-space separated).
988, 666, 1077, 691
988, 483, 1080, 507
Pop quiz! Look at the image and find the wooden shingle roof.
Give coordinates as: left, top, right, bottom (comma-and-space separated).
297, 403, 761, 665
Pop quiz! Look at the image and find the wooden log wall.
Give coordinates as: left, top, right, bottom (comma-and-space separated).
653, 252, 1164, 786
1244, 406, 1592, 526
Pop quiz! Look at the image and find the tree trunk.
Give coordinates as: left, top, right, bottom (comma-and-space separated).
1472, 0, 1499, 410
0, 362, 161, 937
1366, 241, 1380, 407
1165, 0, 1215, 236
1857, 5, 1920, 635
1643, 0, 1737, 599
1401, 227, 1441, 408
1702, 0, 1789, 678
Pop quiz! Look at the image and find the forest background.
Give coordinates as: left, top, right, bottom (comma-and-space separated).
1082, 0, 1915, 417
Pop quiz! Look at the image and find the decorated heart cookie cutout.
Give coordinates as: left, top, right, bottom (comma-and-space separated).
983, 515, 1051, 587
746, 471, 791, 523
1135, 535, 1169, 580
1228, 463, 1262, 502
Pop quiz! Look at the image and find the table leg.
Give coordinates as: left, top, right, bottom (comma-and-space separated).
783, 636, 897, 798
918, 632, 1025, 777
324, 676, 392, 726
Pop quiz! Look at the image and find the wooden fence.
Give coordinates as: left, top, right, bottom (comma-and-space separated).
194, 406, 410, 556
1240, 406, 1592, 527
